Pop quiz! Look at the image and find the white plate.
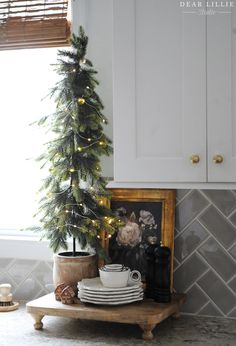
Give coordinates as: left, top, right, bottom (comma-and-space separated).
78, 277, 142, 293
79, 296, 144, 305
79, 291, 144, 301
79, 288, 143, 299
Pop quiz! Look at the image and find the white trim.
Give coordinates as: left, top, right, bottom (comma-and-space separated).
0, 229, 39, 238
107, 181, 236, 190
0, 235, 89, 261
71, 0, 89, 34
0, 236, 53, 261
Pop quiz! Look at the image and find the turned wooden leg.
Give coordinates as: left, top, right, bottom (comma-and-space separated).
30, 313, 44, 330
139, 323, 156, 340
172, 310, 181, 319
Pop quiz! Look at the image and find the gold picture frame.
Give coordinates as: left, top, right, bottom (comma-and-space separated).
102, 188, 176, 289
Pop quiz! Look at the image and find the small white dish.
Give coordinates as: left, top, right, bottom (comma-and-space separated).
79, 287, 143, 298
78, 292, 143, 302
79, 290, 143, 300
78, 277, 142, 292
79, 295, 143, 305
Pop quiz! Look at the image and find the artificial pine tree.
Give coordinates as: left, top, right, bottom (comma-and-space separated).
35, 27, 119, 258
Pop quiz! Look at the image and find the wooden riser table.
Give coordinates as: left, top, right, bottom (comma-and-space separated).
26, 293, 186, 341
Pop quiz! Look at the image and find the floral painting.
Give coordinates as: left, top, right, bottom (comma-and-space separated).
108, 200, 162, 277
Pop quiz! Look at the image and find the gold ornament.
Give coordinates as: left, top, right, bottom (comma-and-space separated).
69, 167, 75, 172
78, 147, 83, 152
78, 97, 85, 105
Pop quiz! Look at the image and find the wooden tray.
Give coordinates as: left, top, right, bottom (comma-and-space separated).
26, 293, 186, 340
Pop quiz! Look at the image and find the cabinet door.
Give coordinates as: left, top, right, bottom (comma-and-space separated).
113, 0, 206, 182
207, 7, 236, 182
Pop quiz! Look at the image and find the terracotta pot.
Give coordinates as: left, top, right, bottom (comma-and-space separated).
53, 251, 98, 287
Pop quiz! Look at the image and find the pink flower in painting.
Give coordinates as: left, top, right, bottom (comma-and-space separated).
116, 221, 142, 247
139, 210, 155, 226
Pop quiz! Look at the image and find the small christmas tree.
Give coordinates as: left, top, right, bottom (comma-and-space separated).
35, 27, 118, 258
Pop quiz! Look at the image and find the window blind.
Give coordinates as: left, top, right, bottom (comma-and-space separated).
0, 0, 70, 50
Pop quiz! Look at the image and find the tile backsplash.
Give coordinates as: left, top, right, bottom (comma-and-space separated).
174, 190, 236, 319
0, 258, 53, 302
0, 189, 235, 319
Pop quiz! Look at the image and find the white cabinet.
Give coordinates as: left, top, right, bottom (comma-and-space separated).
113, 0, 236, 183
207, 7, 236, 182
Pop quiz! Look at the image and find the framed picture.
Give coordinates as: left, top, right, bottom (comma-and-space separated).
107, 189, 176, 287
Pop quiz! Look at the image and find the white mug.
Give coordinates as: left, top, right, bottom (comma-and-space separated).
99, 268, 141, 288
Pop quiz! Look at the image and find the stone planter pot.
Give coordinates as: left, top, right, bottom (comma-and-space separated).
53, 251, 98, 287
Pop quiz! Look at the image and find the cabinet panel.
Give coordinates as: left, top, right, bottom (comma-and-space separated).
207, 7, 236, 182
113, 0, 206, 182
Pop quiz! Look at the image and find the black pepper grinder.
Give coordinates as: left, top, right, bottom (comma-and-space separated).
153, 241, 171, 303
145, 236, 158, 299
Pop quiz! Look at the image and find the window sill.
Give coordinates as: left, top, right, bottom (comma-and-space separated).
0, 235, 53, 261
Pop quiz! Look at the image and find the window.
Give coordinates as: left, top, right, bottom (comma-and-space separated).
0, 47, 61, 234
0, 0, 70, 50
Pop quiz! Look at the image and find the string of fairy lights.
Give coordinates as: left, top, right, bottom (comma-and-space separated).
46, 56, 119, 238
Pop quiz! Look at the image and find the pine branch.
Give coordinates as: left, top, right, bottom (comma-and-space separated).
32, 26, 121, 257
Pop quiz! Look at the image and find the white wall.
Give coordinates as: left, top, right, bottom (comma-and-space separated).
72, 0, 114, 178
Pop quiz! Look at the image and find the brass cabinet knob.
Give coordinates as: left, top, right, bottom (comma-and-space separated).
213, 154, 224, 164
190, 155, 200, 164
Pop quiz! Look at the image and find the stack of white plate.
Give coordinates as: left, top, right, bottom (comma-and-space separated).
78, 277, 144, 305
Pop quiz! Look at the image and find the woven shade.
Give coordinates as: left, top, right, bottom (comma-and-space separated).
0, 0, 71, 50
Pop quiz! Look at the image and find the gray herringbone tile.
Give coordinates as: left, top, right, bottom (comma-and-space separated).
199, 205, 236, 248
174, 253, 208, 292
198, 302, 223, 317
175, 190, 209, 231
198, 237, 236, 282
174, 220, 208, 263
175, 189, 236, 319
201, 190, 236, 217
181, 284, 208, 313
197, 270, 236, 315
